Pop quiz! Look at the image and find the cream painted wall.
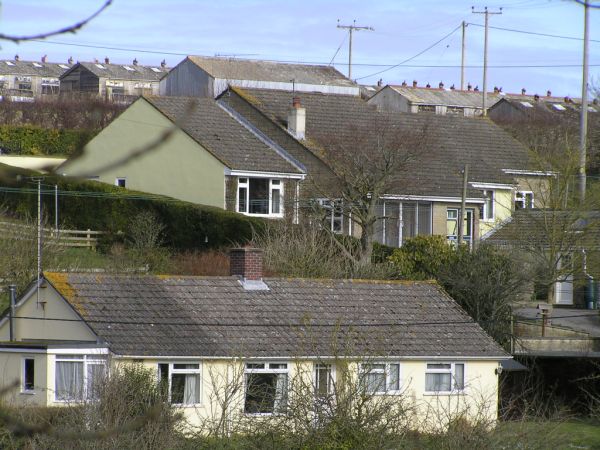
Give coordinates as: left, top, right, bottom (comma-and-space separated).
0, 351, 48, 407
0, 284, 97, 343
59, 98, 226, 208
479, 188, 513, 237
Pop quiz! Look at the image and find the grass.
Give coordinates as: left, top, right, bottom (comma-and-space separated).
495, 419, 600, 449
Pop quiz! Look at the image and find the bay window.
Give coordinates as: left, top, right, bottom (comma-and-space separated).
158, 362, 201, 405
374, 201, 432, 247
237, 178, 283, 217
55, 354, 106, 402
425, 362, 465, 393
244, 362, 288, 414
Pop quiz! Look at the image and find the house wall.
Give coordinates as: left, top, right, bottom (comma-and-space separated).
432, 201, 481, 242
514, 176, 550, 208
479, 188, 513, 237
160, 58, 212, 97
59, 98, 226, 208
0, 351, 48, 407
105, 358, 501, 432
0, 284, 97, 343
488, 101, 523, 122
60, 67, 99, 94
367, 88, 411, 113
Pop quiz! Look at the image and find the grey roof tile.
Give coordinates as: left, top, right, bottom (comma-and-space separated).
44, 273, 507, 359
144, 96, 303, 173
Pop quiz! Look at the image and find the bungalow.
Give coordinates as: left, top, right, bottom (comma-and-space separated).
0, 248, 509, 430
58, 96, 306, 219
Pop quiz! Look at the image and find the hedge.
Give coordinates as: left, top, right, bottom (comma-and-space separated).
0, 125, 96, 156
0, 164, 264, 250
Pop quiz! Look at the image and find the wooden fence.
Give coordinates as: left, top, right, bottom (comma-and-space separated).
0, 221, 104, 250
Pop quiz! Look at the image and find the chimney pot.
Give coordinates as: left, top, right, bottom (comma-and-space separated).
425, 83, 431, 88
534, 94, 540, 101
439, 81, 444, 89
474, 85, 479, 92
521, 88, 526, 95
493, 86, 499, 93
68, 56, 73, 65
133, 58, 138, 66
41, 55, 47, 63
450, 84, 455, 90
104, 57, 109, 64
161, 59, 166, 68
377, 78, 383, 87
412, 80, 417, 88
467, 83, 472, 91
288, 97, 306, 140
14, 54, 19, 61
229, 247, 264, 281
547, 90, 552, 97
401, 80, 407, 87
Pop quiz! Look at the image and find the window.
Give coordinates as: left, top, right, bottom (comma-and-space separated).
115, 178, 126, 188
55, 355, 106, 402
317, 199, 344, 233
447, 208, 474, 244
425, 362, 464, 393
237, 178, 283, 217
158, 363, 201, 405
244, 362, 288, 414
22, 358, 34, 393
315, 364, 334, 398
515, 191, 534, 209
374, 201, 432, 248
360, 363, 400, 394
41, 78, 60, 95
482, 190, 495, 221
15, 76, 32, 92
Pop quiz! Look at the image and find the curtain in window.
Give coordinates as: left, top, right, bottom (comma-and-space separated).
388, 364, 400, 391
384, 202, 400, 247
454, 364, 465, 390
56, 361, 83, 401
86, 363, 105, 400
273, 374, 288, 413
425, 373, 451, 392
184, 374, 200, 404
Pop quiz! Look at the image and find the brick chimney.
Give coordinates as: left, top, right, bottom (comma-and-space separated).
412, 80, 417, 88
230, 247, 263, 280
521, 88, 526, 95
287, 96, 306, 140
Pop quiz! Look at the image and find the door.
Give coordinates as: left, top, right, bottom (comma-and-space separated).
554, 254, 574, 305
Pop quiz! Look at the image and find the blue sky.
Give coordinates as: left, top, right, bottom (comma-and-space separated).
1, 0, 598, 97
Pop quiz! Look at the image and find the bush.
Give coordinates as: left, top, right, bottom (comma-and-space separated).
0, 166, 264, 251
0, 125, 95, 156
388, 235, 455, 280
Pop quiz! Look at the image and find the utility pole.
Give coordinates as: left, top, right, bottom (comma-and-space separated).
461, 21, 467, 90
578, 0, 590, 202
337, 20, 374, 80
33, 177, 42, 307
458, 164, 469, 247
472, 7, 502, 116
54, 184, 59, 237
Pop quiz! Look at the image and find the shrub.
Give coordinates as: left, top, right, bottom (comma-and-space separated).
388, 235, 456, 280
0, 125, 95, 156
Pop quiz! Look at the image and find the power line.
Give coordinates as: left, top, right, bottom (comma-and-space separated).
468, 22, 600, 43
355, 24, 463, 81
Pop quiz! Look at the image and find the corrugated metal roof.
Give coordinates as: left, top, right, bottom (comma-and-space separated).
387, 86, 503, 109
68, 62, 168, 81
187, 56, 355, 87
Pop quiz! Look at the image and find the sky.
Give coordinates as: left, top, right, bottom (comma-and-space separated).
0, 0, 598, 97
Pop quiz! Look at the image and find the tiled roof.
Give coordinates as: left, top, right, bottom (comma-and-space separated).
0, 59, 71, 77
387, 86, 503, 109
144, 96, 304, 174
491, 97, 600, 116
68, 62, 168, 81
44, 272, 508, 359
187, 56, 355, 87
230, 88, 534, 198
483, 209, 600, 248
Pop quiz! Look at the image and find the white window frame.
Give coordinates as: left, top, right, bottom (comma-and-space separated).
359, 362, 401, 395
482, 190, 495, 221
515, 190, 534, 209
54, 354, 107, 403
157, 362, 202, 406
115, 177, 126, 188
447, 208, 474, 243
316, 199, 344, 234
314, 363, 336, 398
244, 362, 289, 415
424, 362, 465, 395
21, 357, 35, 394
236, 177, 284, 218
